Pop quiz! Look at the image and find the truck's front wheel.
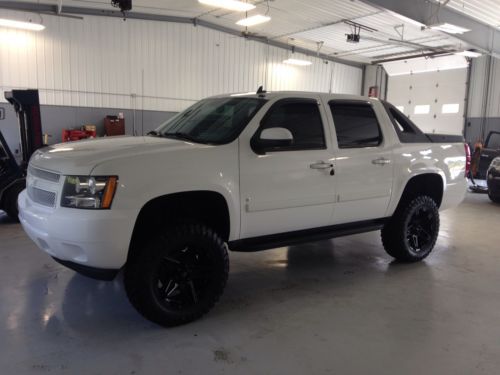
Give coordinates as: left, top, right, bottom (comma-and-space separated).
125, 224, 229, 327
381, 195, 440, 262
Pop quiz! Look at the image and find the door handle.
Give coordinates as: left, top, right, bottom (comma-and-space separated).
372, 157, 391, 165
310, 161, 334, 170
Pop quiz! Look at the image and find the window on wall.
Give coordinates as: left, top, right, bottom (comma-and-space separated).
259, 99, 326, 151
442, 103, 460, 114
329, 101, 382, 148
414, 105, 430, 115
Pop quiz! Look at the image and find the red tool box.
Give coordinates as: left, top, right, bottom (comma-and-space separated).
61, 129, 97, 142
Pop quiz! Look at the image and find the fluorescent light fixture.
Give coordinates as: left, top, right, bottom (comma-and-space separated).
430, 22, 470, 34
199, 0, 255, 12
236, 14, 271, 27
414, 105, 430, 115
283, 58, 312, 66
0, 18, 45, 31
442, 103, 460, 114
455, 50, 482, 58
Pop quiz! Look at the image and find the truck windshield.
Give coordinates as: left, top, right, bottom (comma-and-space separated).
155, 97, 266, 145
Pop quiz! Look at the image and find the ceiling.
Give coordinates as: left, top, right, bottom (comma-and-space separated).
442, 0, 500, 29
4, 0, 476, 63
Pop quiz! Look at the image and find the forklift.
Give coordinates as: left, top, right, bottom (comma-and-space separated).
0, 90, 44, 220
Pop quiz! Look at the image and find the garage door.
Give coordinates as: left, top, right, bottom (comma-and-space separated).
386, 67, 468, 135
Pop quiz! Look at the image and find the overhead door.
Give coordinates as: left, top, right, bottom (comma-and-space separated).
386, 68, 467, 135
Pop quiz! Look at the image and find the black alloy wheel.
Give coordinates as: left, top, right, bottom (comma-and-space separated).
405, 204, 438, 255
125, 223, 229, 327
381, 195, 440, 262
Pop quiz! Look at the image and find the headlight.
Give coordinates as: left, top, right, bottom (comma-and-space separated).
61, 176, 118, 209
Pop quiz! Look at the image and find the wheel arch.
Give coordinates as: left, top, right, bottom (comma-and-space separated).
396, 173, 444, 211
129, 190, 231, 258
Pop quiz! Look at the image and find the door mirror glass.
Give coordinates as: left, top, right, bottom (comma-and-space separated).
253, 127, 294, 153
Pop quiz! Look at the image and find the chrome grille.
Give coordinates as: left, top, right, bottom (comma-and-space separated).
27, 185, 56, 207
28, 166, 60, 182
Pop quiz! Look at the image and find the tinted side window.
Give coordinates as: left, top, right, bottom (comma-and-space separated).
487, 133, 500, 149
260, 100, 326, 150
329, 102, 382, 148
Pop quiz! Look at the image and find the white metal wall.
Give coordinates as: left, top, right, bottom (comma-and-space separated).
0, 10, 362, 112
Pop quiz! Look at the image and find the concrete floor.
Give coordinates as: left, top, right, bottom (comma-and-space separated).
1, 193, 499, 374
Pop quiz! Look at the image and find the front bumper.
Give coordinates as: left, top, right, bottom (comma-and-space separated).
18, 190, 136, 275
52, 257, 119, 280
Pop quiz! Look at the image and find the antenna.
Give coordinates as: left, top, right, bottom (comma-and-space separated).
256, 86, 266, 94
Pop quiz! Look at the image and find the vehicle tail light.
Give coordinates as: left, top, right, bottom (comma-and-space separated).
464, 143, 471, 178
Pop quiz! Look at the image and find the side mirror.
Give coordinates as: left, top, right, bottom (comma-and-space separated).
252, 127, 294, 154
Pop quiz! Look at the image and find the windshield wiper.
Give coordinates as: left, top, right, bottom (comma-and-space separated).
147, 130, 160, 136
163, 132, 199, 143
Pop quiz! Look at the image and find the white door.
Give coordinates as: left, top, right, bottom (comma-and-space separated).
326, 100, 394, 224
239, 96, 336, 239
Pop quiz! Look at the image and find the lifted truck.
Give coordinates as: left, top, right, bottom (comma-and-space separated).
18, 91, 468, 326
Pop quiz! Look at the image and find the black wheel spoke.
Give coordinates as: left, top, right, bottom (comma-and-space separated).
406, 203, 437, 253
187, 280, 199, 304
154, 245, 213, 310
187, 264, 212, 279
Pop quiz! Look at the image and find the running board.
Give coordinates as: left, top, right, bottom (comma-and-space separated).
228, 218, 388, 252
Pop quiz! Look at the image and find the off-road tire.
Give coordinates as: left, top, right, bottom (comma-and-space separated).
124, 223, 229, 327
488, 192, 500, 204
381, 195, 440, 262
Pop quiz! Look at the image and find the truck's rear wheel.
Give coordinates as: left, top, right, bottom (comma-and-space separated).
381, 195, 440, 262
125, 223, 229, 327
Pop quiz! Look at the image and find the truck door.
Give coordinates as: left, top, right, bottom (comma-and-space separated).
327, 100, 394, 224
479, 132, 500, 178
238, 96, 337, 239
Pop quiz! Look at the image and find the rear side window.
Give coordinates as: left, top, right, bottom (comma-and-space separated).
486, 133, 500, 149
382, 102, 429, 143
329, 101, 382, 148
259, 99, 326, 151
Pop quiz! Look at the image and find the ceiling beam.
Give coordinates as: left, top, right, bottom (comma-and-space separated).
364, 0, 500, 56
0, 1, 364, 67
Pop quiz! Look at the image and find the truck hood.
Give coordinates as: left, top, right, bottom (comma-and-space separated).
30, 136, 209, 175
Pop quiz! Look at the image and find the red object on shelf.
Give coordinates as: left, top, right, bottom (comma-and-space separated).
61, 129, 97, 142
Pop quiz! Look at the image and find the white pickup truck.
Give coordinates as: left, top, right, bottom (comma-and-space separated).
18, 91, 468, 326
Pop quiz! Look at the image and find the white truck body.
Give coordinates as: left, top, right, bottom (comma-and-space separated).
18, 92, 467, 271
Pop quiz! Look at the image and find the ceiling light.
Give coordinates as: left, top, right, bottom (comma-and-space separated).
199, 0, 255, 12
0, 18, 45, 31
430, 22, 470, 34
236, 14, 271, 27
283, 58, 312, 66
455, 50, 482, 58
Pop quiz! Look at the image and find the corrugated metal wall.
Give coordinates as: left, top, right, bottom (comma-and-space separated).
467, 55, 500, 118
0, 10, 363, 113
464, 55, 500, 142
